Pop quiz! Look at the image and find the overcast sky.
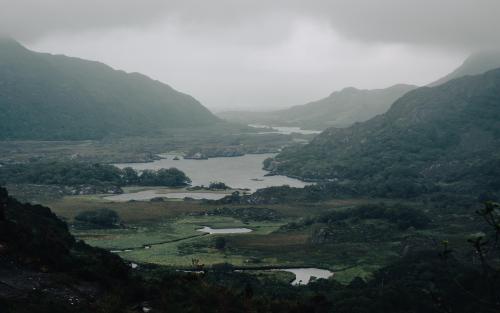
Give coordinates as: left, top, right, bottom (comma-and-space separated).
1, 0, 499, 111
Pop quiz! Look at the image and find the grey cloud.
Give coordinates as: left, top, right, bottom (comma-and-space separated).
0, 0, 170, 40
2, 0, 499, 50
307, 0, 500, 50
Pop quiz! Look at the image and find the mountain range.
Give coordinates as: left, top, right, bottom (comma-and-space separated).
0, 38, 219, 140
218, 84, 416, 130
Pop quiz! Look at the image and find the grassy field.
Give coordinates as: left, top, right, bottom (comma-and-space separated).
26, 190, 483, 284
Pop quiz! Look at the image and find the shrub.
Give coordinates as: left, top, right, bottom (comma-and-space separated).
74, 208, 120, 228
214, 237, 226, 250
209, 181, 229, 190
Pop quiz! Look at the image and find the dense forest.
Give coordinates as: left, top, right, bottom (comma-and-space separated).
0, 160, 191, 187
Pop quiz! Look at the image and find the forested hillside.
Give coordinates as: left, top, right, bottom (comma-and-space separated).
270, 68, 500, 198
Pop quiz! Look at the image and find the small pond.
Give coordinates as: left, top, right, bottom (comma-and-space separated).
275, 268, 334, 285
196, 226, 253, 234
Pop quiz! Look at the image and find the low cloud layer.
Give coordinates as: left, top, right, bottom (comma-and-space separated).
2, 1, 499, 110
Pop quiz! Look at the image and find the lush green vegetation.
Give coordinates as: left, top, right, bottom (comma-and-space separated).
214, 237, 227, 250
0, 38, 219, 140
280, 203, 431, 232
0, 160, 191, 187
191, 206, 282, 222
43, 191, 475, 280
0, 161, 123, 186
212, 184, 357, 205
125, 168, 191, 186
271, 68, 500, 199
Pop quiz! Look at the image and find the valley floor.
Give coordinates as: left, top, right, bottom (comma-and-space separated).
34, 191, 482, 284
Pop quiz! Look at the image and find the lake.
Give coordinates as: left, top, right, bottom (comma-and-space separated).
114, 153, 309, 192
248, 124, 321, 135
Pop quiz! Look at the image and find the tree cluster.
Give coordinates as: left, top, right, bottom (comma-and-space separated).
0, 161, 191, 187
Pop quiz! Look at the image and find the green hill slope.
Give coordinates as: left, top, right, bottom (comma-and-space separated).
271, 68, 500, 197
0, 38, 219, 140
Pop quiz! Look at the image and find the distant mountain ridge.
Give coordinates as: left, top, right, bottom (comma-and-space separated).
270, 68, 500, 197
429, 50, 500, 86
0, 38, 219, 140
218, 84, 416, 130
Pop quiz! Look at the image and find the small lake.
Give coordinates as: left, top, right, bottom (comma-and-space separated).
104, 190, 228, 202
278, 268, 334, 285
249, 124, 321, 135
114, 153, 309, 192
197, 226, 253, 234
